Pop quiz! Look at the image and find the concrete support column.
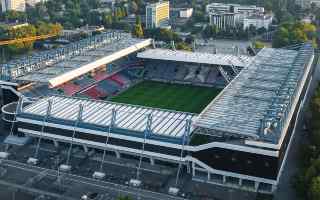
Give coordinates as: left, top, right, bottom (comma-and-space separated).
223, 176, 226, 184
186, 162, 191, 174
254, 182, 260, 192
239, 179, 243, 186
115, 151, 121, 159
207, 172, 211, 181
150, 157, 155, 165
271, 185, 277, 193
192, 162, 195, 176
83, 145, 88, 153
53, 140, 59, 148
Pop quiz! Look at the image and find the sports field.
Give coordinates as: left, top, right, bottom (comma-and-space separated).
110, 81, 221, 113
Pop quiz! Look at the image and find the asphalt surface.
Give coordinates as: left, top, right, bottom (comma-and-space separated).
0, 159, 186, 200
0, 133, 259, 200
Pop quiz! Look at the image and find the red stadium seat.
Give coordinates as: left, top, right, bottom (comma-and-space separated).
109, 74, 125, 86
59, 83, 81, 96
83, 87, 107, 99
94, 71, 109, 81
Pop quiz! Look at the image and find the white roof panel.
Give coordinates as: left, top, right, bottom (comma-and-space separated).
137, 48, 253, 67
194, 43, 314, 143
22, 96, 196, 139
12, 32, 152, 87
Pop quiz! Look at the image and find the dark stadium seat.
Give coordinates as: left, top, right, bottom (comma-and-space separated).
73, 76, 95, 88
96, 79, 121, 95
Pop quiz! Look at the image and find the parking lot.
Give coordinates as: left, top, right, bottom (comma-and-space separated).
0, 133, 259, 200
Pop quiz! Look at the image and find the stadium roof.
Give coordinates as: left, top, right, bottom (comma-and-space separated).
137, 48, 253, 67
5, 32, 151, 88
195, 43, 314, 143
20, 96, 195, 141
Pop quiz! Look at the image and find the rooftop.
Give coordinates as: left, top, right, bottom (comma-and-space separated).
19, 96, 196, 142
207, 3, 262, 9
147, 1, 169, 8
195, 43, 314, 143
2, 32, 151, 88
137, 49, 253, 67
245, 15, 272, 20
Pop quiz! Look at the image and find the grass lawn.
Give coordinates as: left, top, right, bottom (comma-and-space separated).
110, 81, 222, 113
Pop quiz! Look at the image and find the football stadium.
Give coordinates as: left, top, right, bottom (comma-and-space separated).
0, 31, 316, 196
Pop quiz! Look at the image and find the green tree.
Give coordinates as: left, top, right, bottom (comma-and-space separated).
132, 15, 143, 38
135, 16, 141, 25
293, 83, 320, 198
1, 10, 26, 22
103, 15, 113, 28
7, 25, 37, 54
203, 25, 218, 39
129, 1, 138, 14
132, 23, 143, 38
272, 22, 316, 48
176, 42, 192, 51
310, 176, 320, 200
117, 196, 132, 200
0, 25, 9, 40
253, 41, 265, 49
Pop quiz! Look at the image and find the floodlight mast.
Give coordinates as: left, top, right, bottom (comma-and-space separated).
34, 99, 53, 159
98, 108, 117, 173
175, 119, 191, 186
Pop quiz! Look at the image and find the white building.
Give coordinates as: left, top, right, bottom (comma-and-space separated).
207, 2, 270, 30
25, 0, 47, 7
179, 8, 193, 18
1, 0, 26, 12
145, 1, 170, 29
209, 12, 241, 30
206, 3, 264, 15
243, 15, 273, 30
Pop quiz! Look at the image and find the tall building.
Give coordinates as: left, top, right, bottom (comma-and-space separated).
1, 0, 26, 12
145, 1, 170, 29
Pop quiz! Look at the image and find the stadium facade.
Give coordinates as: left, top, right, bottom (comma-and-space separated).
0, 32, 316, 194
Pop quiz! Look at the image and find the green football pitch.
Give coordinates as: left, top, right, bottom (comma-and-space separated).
110, 81, 222, 113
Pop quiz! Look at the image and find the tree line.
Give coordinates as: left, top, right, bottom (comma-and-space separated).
272, 22, 317, 48
0, 22, 62, 56
293, 83, 320, 200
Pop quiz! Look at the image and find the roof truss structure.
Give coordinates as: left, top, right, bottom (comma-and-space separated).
195, 43, 314, 143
